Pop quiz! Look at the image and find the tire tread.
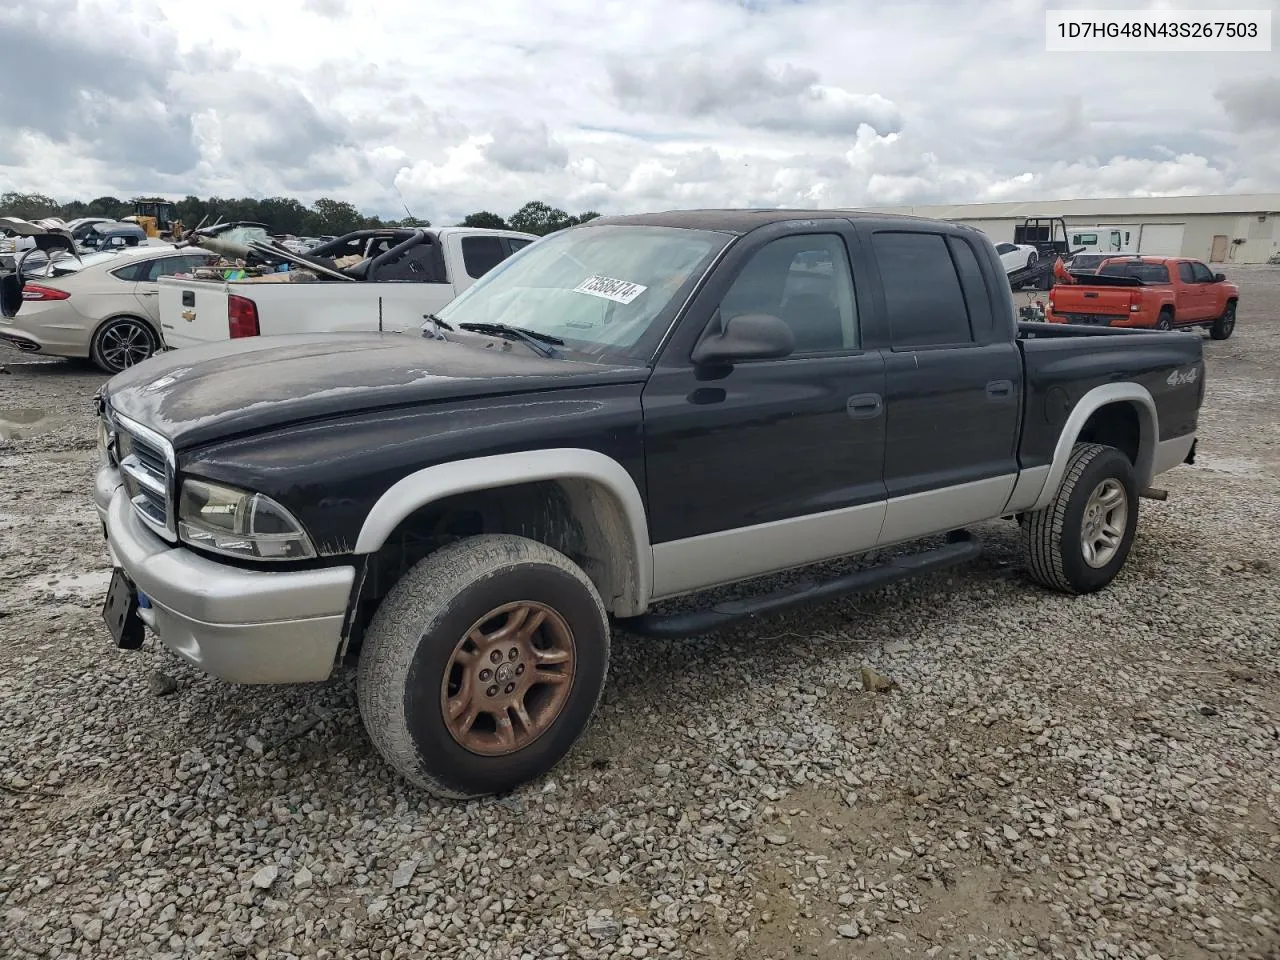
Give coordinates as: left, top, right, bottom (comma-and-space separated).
1024, 442, 1111, 595
357, 534, 608, 799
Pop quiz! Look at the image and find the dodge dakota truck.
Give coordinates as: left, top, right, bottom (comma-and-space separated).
93, 210, 1205, 799
157, 226, 537, 349
1048, 255, 1239, 338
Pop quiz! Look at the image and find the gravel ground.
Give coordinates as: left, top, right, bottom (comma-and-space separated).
2, 268, 1279, 960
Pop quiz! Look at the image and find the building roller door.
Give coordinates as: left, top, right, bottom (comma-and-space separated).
1137, 223, 1186, 256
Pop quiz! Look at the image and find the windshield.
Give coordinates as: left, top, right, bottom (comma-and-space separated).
436, 224, 732, 362
1099, 260, 1170, 283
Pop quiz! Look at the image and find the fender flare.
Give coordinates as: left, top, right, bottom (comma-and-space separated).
353, 448, 653, 613
1025, 382, 1158, 513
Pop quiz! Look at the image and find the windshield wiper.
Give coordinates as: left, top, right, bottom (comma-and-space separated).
457, 322, 564, 358
421, 312, 453, 340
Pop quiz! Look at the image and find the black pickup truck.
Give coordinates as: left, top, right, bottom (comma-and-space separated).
93, 210, 1204, 798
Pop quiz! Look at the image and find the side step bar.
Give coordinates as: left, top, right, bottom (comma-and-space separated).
618, 531, 983, 639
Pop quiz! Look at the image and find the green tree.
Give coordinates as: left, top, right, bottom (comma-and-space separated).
85, 196, 129, 219
460, 210, 508, 230
306, 197, 367, 235
508, 200, 572, 236
389, 215, 431, 228
258, 196, 312, 235
0, 191, 62, 220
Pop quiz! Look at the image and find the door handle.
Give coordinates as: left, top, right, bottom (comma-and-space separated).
846, 393, 883, 419
986, 379, 1014, 400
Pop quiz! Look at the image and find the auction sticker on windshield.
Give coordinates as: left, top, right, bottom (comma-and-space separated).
573, 275, 647, 305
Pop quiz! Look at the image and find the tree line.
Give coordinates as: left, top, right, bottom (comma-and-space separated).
0, 192, 601, 238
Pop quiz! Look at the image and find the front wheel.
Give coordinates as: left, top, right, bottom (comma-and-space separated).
357, 534, 610, 799
1210, 301, 1236, 340
90, 317, 158, 373
1023, 443, 1139, 594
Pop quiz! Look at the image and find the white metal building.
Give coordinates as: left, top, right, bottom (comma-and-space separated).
856, 194, 1280, 264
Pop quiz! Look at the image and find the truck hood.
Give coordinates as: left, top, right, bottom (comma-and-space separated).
102, 333, 649, 449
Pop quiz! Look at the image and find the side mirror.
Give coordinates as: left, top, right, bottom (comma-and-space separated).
1214, 272, 1226, 282
691, 312, 795, 366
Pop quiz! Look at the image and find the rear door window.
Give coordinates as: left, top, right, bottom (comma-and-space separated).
1099, 261, 1170, 283
110, 261, 148, 282
945, 237, 996, 341
871, 232, 974, 348
462, 235, 509, 279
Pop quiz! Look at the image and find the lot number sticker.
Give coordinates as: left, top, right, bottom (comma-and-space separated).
573, 275, 647, 305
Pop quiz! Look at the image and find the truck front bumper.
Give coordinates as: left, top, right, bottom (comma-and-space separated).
96, 468, 355, 684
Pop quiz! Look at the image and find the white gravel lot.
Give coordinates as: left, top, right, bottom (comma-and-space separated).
1, 267, 1278, 960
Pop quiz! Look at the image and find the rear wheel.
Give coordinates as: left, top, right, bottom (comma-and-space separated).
1210, 301, 1236, 340
357, 534, 610, 799
90, 317, 158, 373
1155, 310, 1174, 331
1023, 443, 1139, 595
1026, 251, 1038, 269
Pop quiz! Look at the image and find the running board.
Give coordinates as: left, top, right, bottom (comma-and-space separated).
618, 532, 982, 639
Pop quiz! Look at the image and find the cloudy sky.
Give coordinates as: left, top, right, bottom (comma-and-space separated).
1, 0, 1277, 223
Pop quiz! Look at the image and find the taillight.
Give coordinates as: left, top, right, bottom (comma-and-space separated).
227, 295, 260, 338
21, 284, 69, 302
1129, 291, 1142, 312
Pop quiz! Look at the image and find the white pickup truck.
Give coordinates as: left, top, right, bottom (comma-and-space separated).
158, 226, 537, 348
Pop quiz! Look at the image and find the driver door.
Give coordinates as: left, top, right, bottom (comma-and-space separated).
1189, 261, 1219, 320
641, 224, 887, 599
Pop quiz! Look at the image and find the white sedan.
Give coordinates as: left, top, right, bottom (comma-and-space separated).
993, 241, 1040, 273
0, 245, 217, 372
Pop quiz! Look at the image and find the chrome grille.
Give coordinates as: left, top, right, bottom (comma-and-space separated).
110, 411, 176, 542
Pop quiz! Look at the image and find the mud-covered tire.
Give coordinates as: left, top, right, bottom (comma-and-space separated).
357, 534, 610, 799
1155, 310, 1174, 331
1210, 301, 1236, 340
90, 316, 159, 373
1023, 443, 1139, 595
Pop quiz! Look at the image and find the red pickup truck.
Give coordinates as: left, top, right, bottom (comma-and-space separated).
1047, 256, 1239, 340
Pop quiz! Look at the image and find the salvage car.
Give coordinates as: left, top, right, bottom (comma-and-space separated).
993, 240, 1040, 273
1, 245, 217, 371
93, 210, 1204, 799
157, 226, 537, 348
1048, 255, 1238, 338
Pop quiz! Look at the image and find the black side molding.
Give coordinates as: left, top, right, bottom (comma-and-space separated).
617, 532, 982, 639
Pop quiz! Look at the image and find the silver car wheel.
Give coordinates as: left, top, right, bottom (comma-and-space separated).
1080, 478, 1128, 568
97, 319, 155, 371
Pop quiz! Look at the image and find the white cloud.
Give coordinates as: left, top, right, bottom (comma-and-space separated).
0, 0, 1275, 225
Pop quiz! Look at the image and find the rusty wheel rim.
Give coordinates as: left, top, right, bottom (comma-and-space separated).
440, 601, 576, 756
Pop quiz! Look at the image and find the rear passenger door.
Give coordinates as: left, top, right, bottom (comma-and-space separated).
128, 254, 217, 325
863, 228, 1022, 546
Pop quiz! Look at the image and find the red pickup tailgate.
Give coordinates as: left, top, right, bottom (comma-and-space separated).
1048, 286, 1137, 326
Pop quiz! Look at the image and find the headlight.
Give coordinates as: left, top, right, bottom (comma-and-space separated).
178, 479, 316, 561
